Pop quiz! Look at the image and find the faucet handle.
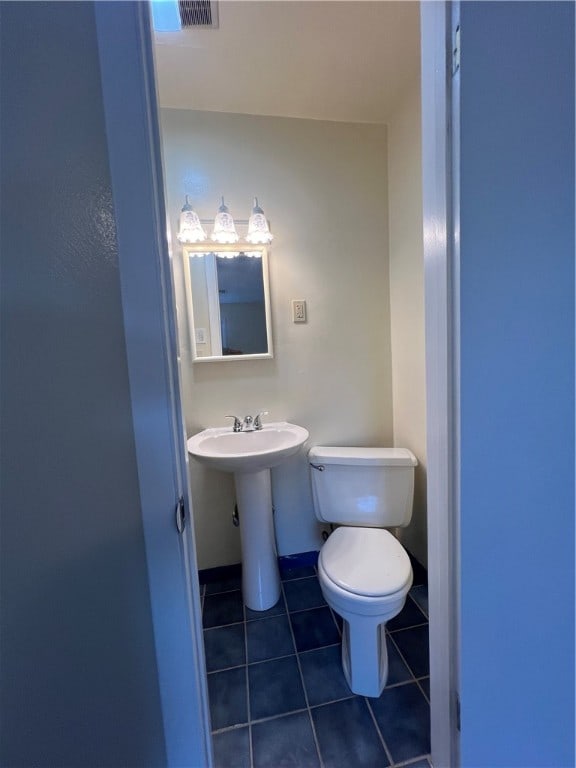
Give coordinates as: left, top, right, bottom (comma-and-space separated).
225, 415, 243, 432
253, 411, 269, 430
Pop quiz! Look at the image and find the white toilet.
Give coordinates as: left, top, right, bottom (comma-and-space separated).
308, 445, 418, 698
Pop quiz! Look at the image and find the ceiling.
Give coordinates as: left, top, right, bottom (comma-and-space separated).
153, 1, 420, 124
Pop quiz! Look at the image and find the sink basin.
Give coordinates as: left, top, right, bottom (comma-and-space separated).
187, 421, 309, 474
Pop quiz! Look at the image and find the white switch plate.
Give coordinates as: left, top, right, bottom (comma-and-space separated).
291, 299, 307, 323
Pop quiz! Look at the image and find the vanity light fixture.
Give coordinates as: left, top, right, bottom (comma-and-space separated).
177, 196, 207, 243
246, 197, 274, 244
179, 197, 273, 256
211, 197, 239, 244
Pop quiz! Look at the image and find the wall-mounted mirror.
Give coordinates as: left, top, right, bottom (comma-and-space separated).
182, 242, 273, 361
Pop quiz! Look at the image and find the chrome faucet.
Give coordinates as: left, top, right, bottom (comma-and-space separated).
225, 415, 243, 432
226, 411, 269, 432
253, 411, 269, 430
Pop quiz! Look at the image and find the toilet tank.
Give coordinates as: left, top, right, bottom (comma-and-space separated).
308, 446, 418, 527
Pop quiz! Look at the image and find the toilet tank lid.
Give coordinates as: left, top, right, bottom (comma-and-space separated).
308, 446, 417, 467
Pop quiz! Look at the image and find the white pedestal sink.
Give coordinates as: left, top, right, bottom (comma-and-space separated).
187, 422, 309, 611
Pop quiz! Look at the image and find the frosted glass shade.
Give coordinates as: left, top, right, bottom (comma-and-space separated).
246, 198, 274, 244
177, 197, 206, 243
211, 198, 239, 244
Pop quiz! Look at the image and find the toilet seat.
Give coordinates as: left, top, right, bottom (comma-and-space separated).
319, 527, 412, 598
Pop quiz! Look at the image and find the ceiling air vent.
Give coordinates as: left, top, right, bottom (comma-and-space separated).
179, 0, 219, 28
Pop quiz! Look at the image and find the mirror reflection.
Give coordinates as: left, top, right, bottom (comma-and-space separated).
183, 243, 273, 361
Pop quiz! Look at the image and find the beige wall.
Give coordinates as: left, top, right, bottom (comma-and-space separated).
161, 109, 393, 569
387, 79, 428, 567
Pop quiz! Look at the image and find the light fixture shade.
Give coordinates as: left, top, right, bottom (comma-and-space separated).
246, 197, 274, 244
177, 196, 207, 243
211, 197, 239, 244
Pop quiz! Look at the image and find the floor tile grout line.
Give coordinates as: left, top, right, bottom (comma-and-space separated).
388, 620, 429, 634
294, 641, 342, 658
203, 586, 242, 597
280, 579, 326, 768
211, 696, 431, 736
407, 590, 429, 621
407, 589, 428, 612
364, 696, 396, 767
203, 619, 245, 630
383, 678, 429, 693
281, 573, 319, 583
281, 575, 318, 583
201, 570, 427, 598
286, 602, 330, 616
210, 705, 436, 741
391, 754, 432, 767
207, 662, 247, 676
327, 605, 343, 637
244, 613, 287, 623
202, 571, 319, 597
304, 675, 428, 708
204, 613, 428, 632
387, 630, 423, 686
207, 650, 300, 675
208, 666, 426, 695
247, 642, 337, 666
380, 638, 432, 760
245, 593, 293, 666
415, 676, 430, 705
241, 601, 255, 768
212, 706, 309, 733
306, 693, 357, 710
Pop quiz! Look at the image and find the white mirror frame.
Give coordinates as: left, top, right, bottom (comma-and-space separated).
182, 241, 274, 362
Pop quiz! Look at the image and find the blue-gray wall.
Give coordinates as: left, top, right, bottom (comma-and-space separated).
459, 3, 575, 766
0, 3, 167, 765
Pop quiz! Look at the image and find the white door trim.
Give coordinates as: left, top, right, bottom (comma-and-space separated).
95, 4, 212, 766
421, 3, 461, 766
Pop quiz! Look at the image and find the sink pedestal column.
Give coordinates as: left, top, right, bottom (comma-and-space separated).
234, 469, 281, 611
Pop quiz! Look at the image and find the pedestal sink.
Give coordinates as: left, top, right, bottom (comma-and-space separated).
187, 422, 309, 611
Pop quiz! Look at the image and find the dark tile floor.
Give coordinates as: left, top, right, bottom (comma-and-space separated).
201, 561, 431, 768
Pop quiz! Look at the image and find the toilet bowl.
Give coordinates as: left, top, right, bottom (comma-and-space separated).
317, 526, 413, 697
308, 445, 418, 698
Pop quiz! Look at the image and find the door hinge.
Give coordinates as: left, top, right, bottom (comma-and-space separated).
175, 496, 186, 534
456, 691, 461, 732
452, 25, 460, 76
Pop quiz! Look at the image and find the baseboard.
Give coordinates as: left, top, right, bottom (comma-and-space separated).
198, 550, 319, 585
198, 562, 242, 585
407, 550, 428, 587
198, 548, 426, 586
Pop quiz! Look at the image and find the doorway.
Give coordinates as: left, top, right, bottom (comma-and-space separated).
98, 3, 454, 764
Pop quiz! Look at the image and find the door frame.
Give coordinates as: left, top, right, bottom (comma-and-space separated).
96, 1, 459, 765
421, 2, 461, 766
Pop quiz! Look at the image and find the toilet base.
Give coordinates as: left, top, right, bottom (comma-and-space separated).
341, 615, 389, 698
317, 548, 412, 698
